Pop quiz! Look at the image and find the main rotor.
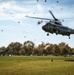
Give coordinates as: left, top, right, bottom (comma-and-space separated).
25, 10, 62, 24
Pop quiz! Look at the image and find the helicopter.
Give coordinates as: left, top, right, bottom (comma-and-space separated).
26, 10, 74, 39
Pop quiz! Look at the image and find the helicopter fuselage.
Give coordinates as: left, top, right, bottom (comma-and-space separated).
42, 21, 74, 37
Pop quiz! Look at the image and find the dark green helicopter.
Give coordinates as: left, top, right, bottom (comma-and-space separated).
26, 11, 74, 39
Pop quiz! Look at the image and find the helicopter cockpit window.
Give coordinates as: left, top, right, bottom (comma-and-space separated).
46, 22, 49, 25
55, 21, 61, 25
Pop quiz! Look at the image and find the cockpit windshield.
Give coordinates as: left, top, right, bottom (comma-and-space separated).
55, 21, 62, 25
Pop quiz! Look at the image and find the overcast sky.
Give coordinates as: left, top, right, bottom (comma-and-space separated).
0, 0, 74, 47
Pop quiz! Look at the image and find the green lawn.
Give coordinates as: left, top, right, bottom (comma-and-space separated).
0, 56, 74, 75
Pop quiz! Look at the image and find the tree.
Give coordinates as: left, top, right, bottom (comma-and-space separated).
37, 42, 45, 55
58, 42, 71, 57
7, 42, 22, 55
58, 42, 66, 55
0, 46, 6, 50
71, 48, 74, 55
53, 44, 60, 56
0, 46, 7, 55
23, 41, 35, 55
44, 44, 51, 55
24, 40, 34, 47
0, 41, 73, 56
19, 48, 26, 55
62, 47, 68, 57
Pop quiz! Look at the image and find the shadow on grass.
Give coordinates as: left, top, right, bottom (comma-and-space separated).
65, 60, 74, 62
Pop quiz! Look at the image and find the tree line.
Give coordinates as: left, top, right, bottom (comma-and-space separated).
0, 40, 74, 56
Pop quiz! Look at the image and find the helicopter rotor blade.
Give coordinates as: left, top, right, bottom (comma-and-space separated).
25, 15, 52, 20
49, 10, 57, 20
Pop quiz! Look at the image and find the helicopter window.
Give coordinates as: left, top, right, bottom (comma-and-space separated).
55, 22, 61, 25
61, 26, 68, 30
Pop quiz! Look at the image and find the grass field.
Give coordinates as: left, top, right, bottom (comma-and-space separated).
0, 56, 74, 75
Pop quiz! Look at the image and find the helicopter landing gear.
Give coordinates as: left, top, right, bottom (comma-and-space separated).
68, 36, 70, 39
56, 33, 58, 35
47, 33, 49, 36
56, 30, 58, 35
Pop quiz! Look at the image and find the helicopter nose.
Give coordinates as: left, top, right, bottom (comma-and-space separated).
42, 26, 45, 30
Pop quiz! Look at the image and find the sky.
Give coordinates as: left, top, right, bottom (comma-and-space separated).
0, 0, 74, 47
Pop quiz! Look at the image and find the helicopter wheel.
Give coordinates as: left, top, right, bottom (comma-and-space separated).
56, 31, 58, 35
47, 33, 49, 36
56, 33, 58, 35
68, 36, 70, 39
